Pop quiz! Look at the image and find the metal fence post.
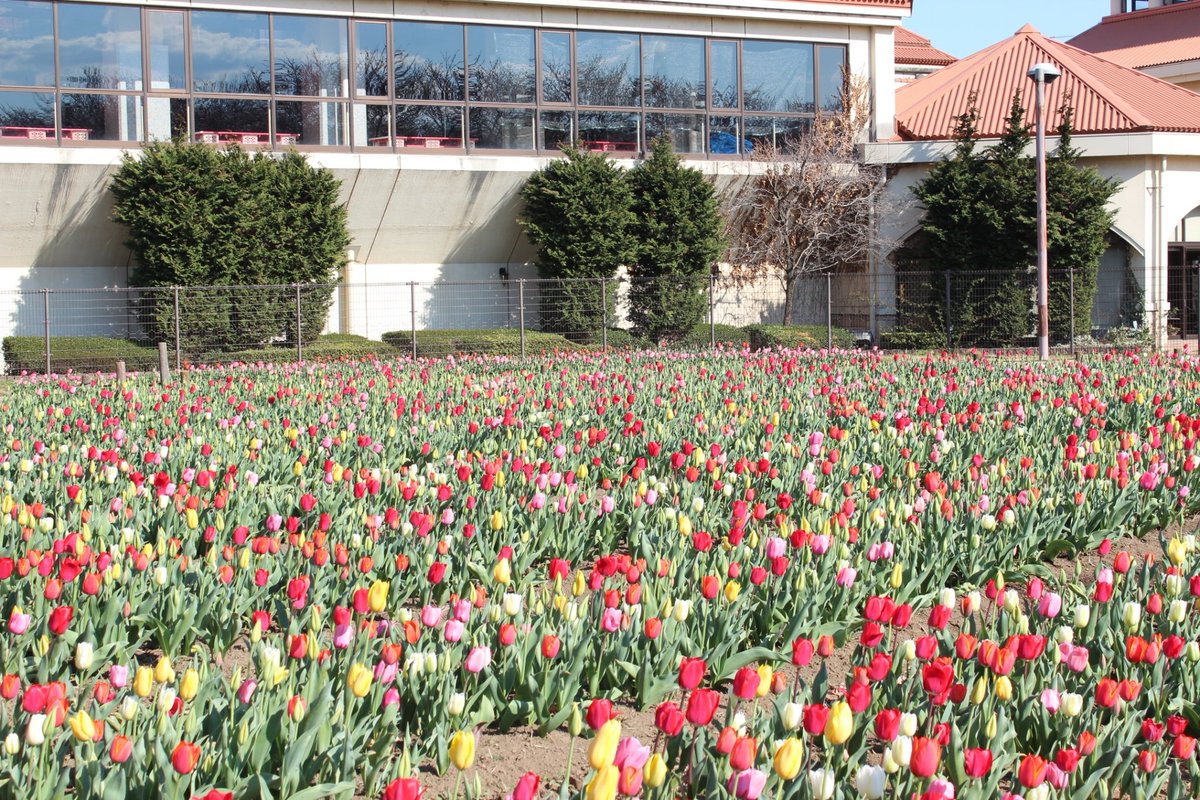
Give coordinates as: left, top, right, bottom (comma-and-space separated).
294, 283, 303, 363
173, 286, 181, 371
1069, 268, 1077, 357
42, 288, 50, 375
943, 272, 952, 349
601, 278, 608, 353
826, 273, 833, 349
709, 273, 716, 350
518, 280, 527, 358
408, 281, 417, 359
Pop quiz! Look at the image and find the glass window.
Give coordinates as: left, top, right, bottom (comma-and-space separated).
469, 107, 533, 150
275, 100, 346, 146
817, 45, 846, 112
744, 115, 809, 150
710, 41, 737, 109
395, 104, 463, 148
643, 35, 704, 110
539, 110, 572, 151
58, 3, 142, 90
274, 15, 348, 98
576, 32, 639, 107
147, 11, 186, 91
193, 97, 270, 141
469, 26, 534, 104
191, 11, 270, 94
394, 21, 463, 101
743, 41, 814, 113
646, 113, 704, 154
61, 93, 142, 141
355, 22, 387, 97
354, 103, 389, 147
708, 115, 742, 155
540, 32, 571, 104
146, 96, 188, 141
0, 0, 53, 87
578, 111, 638, 153
0, 90, 54, 136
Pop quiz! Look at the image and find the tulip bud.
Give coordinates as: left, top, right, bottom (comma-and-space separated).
1186, 641, 1200, 662
121, 696, 138, 720
1061, 692, 1083, 717
448, 692, 466, 717
889, 736, 912, 768
994, 676, 1013, 701
134, 666, 153, 698
25, 714, 47, 746
180, 668, 199, 701
890, 563, 903, 589
74, 641, 94, 671
1169, 599, 1188, 624
154, 656, 175, 684
153, 566, 168, 586
569, 703, 584, 736
589, 720, 621, 769
899, 640, 916, 661
899, 713, 918, 738
3, 733, 17, 755
970, 676, 987, 705
1073, 604, 1090, 628
644, 753, 668, 788
1122, 602, 1141, 631
985, 713, 997, 739
781, 702, 803, 731
882, 749, 900, 774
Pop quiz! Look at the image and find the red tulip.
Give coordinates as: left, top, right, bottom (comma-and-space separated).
729, 736, 757, 771
586, 699, 615, 730
803, 704, 829, 736
110, 735, 133, 763
512, 772, 540, 800
685, 688, 720, 726
922, 660, 954, 695
1095, 677, 1120, 708
541, 635, 560, 659
654, 701, 685, 736
910, 737, 942, 778
963, 748, 993, 778
193, 792, 233, 800
678, 657, 706, 690
1054, 748, 1080, 772
172, 741, 201, 775
715, 726, 737, 754
1173, 735, 1197, 760
1138, 750, 1157, 773
381, 778, 423, 800
48, 605, 73, 636
731, 667, 759, 700
1018, 754, 1048, 789
791, 638, 814, 666
847, 681, 872, 713
874, 709, 900, 742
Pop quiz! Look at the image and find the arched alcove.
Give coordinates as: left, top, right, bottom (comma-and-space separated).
1168, 205, 1200, 338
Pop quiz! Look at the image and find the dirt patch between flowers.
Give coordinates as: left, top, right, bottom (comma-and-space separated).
399, 522, 1183, 800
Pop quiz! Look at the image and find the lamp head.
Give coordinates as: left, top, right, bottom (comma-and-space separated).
1027, 63, 1062, 84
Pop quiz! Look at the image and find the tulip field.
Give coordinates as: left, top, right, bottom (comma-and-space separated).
2, 347, 1200, 800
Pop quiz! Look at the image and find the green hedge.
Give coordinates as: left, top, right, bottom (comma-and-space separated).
196, 335, 392, 366
3, 337, 162, 375
744, 324, 855, 351
679, 323, 748, 349
381, 329, 587, 357
878, 329, 949, 350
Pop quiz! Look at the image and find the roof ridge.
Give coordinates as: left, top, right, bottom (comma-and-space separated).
1096, 0, 1200, 25
1031, 35, 1146, 131
894, 34, 1017, 117
1051, 33, 1200, 121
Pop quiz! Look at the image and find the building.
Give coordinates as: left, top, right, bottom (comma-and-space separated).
867, 23, 1200, 347
0, 0, 910, 349
1072, 0, 1200, 92
893, 26, 955, 88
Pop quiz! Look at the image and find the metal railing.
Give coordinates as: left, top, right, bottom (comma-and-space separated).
0, 266, 1147, 374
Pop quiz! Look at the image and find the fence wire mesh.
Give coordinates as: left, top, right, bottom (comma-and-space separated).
0, 266, 1151, 375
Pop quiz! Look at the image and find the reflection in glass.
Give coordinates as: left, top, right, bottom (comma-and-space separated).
469, 106, 533, 149
395, 104, 463, 147
578, 111, 638, 153
818, 45, 846, 112
273, 15, 348, 98
743, 41, 813, 112
539, 110, 572, 151
646, 113, 703, 154
61, 93, 141, 141
0, 0, 54, 87
0, 90, 54, 136
708, 115, 742, 155
58, 3, 142, 90
356, 23, 388, 97
191, 11, 270, 94
147, 11, 186, 91
275, 101, 347, 146
146, 96, 188, 141
710, 41, 737, 109
469, 26, 534, 104
743, 115, 809, 149
354, 103, 390, 147
394, 22, 463, 101
540, 32, 571, 104
576, 32, 639, 107
643, 35, 704, 109
193, 97, 270, 139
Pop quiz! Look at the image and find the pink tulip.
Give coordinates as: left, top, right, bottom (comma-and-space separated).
1060, 644, 1089, 673
836, 567, 857, 588
7, 610, 30, 635
452, 600, 471, 623
727, 768, 767, 800
601, 608, 622, 632
1038, 592, 1062, 618
109, 665, 129, 689
1040, 688, 1060, 714
334, 623, 354, 649
444, 620, 465, 643
382, 688, 400, 708
421, 606, 443, 628
465, 646, 491, 673
765, 537, 786, 559
811, 535, 831, 555
613, 737, 651, 770
926, 778, 957, 799
238, 679, 257, 704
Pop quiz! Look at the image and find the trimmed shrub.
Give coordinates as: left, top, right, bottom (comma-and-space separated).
679, 323, 747, 349
878, 329, 948, 350
4, 337, 161, 375
744, 324, 855, 351
381, 329, 587, 357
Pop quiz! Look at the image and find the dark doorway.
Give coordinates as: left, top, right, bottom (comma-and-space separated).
1168, 246, 1200, 338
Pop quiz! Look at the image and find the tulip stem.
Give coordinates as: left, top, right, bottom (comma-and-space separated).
451, 769, 463, 800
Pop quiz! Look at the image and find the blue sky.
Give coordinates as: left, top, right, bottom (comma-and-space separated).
905, 0, 1108, 58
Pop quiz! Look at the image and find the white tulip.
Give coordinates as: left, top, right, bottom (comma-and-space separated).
855, 764, 887, 800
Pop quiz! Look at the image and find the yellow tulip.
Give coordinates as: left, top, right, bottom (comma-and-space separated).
773, 737, 804, 780
449, 729, 476, 770
586, 764, 619, 800
367, 580, 389, 613
490, 510, 505, 531
994, 676, 1013, 702
154, 656, 175, 684
644, 753, 668, 788
179, 668, 199, 701
824, 701, 854, 745
724, 581, 742, 602
347, 663, 373, 698
588, 719, 621, 769
68, 710, 95, 742
133, 666, 154, 698
1167, 537, 1187, 566
970, 676, 987, 705
493, 558, 512, 586
756, 665, 773, 697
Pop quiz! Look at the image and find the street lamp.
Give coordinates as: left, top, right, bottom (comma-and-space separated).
1028, 62, 1061, 360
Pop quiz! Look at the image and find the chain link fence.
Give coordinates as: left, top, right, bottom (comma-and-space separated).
0, 266, 1149, 375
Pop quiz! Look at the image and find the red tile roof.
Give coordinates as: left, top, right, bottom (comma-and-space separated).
895, 27, 957, 67
805, 0, 912, 6
1070, 1, 1200, 70
895, 23, 1200, 140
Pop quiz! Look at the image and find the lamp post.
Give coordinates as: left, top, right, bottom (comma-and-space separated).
1028, 62, 1061, 360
